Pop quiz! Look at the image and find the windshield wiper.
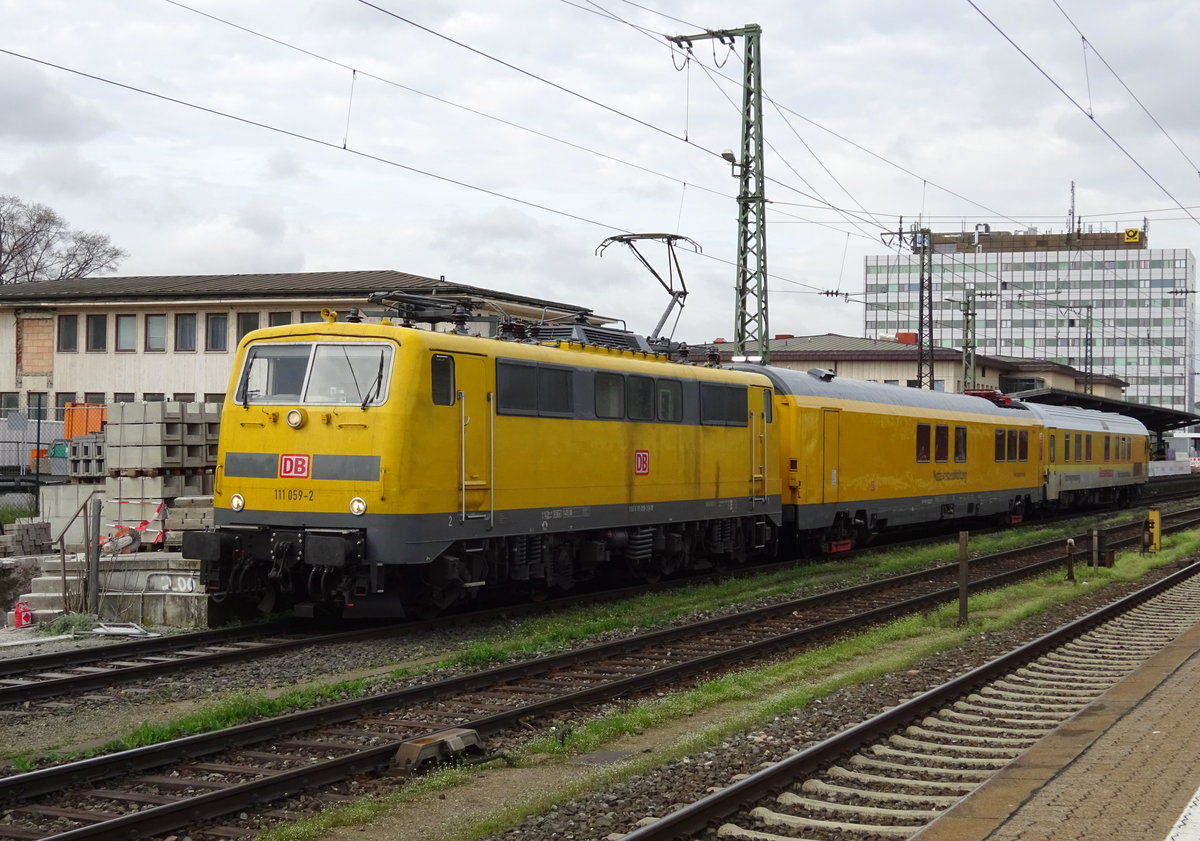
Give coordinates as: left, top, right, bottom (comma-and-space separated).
361, 349, 386, 410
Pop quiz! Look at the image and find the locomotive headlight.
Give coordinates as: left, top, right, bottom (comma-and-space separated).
349, 497, 367, 516
285, 408, 307, 429
230, 493, 245, 512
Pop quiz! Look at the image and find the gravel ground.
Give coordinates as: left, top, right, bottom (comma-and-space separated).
0, 554, 1187, 841
481, 563, 1188, 841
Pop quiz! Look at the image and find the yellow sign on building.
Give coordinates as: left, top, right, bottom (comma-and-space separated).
1124, 228, 1141, 243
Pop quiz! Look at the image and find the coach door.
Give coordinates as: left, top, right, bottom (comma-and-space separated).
822, 409, 841, 504
454, 354, 493, 525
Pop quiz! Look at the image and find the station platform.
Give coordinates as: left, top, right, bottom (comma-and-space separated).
913, 617, 1200, 841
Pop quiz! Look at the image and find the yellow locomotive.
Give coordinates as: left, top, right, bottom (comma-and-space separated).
185, 309, 780, 617
185, 306, 1149, 618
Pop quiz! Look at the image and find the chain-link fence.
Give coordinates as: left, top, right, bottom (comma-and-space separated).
1, 404, 85, 527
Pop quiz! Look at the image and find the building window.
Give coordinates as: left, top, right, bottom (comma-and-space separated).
175, 313, 197, 351
113, 392, 135, 403
84, 391, 106, 405
115, 314, 137, 352
300, 311, 323, 323
143, 393, 165, 402
173, 392, 196, 402
86, 314, 107, 352
57, 314, 78, 352
145, 314, 166, 352
26, 393, 48, 420
206, 313, 228, 351
268, 311, 292, 327
55, 392, 76, 421
0, 392, 18, 418
204, 392, 226, 403
237, 312, 260, 341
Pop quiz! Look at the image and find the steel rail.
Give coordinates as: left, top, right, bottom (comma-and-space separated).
616, 560, 1200, 841
3, 513, 1196, 838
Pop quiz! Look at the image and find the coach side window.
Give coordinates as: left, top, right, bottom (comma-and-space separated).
1104, 436, 1111, 461
595, 372, 624, 419
1049, 433, 1056, 463
699, 384, 748, 426
1085, 435, 1093, 461
431, 354, 455, 406
657, 379, 683, 422
1075, 433, 1083, 462
538, 367, 573, 416
1007, 429, 1018, 461
1018, 430, 1029, 461
496, 361, 538, 414
1065, 433, 1071, 462
994, 429, 1005, 461
934, 425, 949, 463
954, 426, 967, 462
916, 424, 931, 463
627, 376, 655, 421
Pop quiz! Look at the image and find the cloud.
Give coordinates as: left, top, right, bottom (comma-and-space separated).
0, 63, 111, 143
9, 146, 111, 196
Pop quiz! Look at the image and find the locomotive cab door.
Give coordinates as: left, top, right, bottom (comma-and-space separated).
451, 353, 493, 524
822, 409, 841, 504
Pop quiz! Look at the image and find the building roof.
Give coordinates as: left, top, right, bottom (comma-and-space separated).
0, 270, 597, 318
713, 333, 1129, 389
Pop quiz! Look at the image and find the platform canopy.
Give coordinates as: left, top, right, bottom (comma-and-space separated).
1009, 388, 1200, 434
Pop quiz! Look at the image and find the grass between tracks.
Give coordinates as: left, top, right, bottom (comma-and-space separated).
0, 511, 1187, 798
247, 527, 1200, 841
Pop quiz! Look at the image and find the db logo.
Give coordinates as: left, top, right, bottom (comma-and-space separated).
279, 454, 311, 479
634, 449, 650, 476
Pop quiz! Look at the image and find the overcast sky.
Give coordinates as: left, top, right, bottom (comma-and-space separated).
2, 0, 1197, 343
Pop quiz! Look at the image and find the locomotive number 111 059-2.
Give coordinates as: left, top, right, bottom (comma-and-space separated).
275, 488, 315, 502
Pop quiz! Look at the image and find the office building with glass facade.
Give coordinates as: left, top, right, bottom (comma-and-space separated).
863, 229, 1196, 410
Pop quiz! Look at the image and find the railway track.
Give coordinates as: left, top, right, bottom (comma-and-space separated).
0, 511, 1193, 838
1, 506, 1193, 709
620, 561, 1200, 841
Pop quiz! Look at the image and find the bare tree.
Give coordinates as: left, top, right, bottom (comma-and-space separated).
0, 194, 127, 284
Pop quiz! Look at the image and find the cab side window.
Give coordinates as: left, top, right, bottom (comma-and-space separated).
431, 354, 455, 406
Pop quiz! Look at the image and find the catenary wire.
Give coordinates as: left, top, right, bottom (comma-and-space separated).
966, 0, 1200, 229
0, 46, 838, 301
1051, 0, 1200, 178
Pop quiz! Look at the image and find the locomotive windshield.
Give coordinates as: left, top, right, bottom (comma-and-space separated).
235, 342, 394, 407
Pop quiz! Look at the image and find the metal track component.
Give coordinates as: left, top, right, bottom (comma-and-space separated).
621, 561, 1200, 841
0, 514, 1194, 838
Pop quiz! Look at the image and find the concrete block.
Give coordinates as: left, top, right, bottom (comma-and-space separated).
122, 403, 144, 424
203, 402, 223, 422
202, 473, 214, 495
107, 402, 124, 425
184, 423, 205, 445
184, 445, 205, 468
172, 495, 214, 508
183, 402, 204, 422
